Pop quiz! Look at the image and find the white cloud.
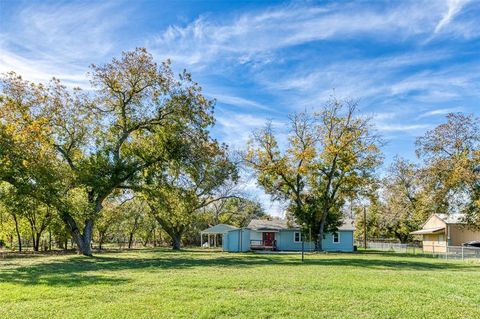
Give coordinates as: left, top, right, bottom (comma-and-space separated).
209, 93, 275, 112
376, 123, 432, 133
149, 0, 476, 69
434, 0, 470, 33
0, 49, 90, 88
0, 2, 131, 86
416, 107, 463, 119
214, 112, 286, 150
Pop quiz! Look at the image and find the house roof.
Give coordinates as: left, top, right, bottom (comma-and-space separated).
247, 218, 355, 231
201, 224, 238, 234
435, 213, 467, 224
410, 226, 445, 235
338, 218, 355, 231
247, 219, 298, 231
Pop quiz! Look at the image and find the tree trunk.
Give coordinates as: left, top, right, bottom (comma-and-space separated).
153, 228, 157, 247
142, 227, 153, 246
394, 231, 409, 244
154, 215, 184, 250
12, 214, 22, 252
48, 229, 52, 251
172, 235, 181, 250
60, 210, 94, 256
128, 232, 134, 249
34, 233, 41, 252
317, 207, 329, 252
98, 231, 105, 250
77, 219, 94, 256
59, 191, 107, 256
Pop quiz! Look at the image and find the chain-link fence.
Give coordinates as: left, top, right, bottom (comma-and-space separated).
358, 240, 480, 261
434, 245, 480, 261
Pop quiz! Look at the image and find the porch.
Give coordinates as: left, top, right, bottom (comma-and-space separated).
250, 239, 277, 250
250, 231, 277, 250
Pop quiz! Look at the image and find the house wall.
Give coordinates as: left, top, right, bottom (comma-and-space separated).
224, 228, 355, 252
449, 225, 480, 246
322, 231, 354, 252
418, 215, 480, 250
420, 215, 447, 252
276, 230, 315, 251
423, 215, 446, 228
250, 230, 262, 242
223, 229, 250, 252
422, 233, 447, 253
276, 230, 354, 252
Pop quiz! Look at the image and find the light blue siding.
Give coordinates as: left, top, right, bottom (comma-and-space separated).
322, 231, 354, 252
223, 229, 250, 252
223, 228, 354, 252
276, 230, 315, 251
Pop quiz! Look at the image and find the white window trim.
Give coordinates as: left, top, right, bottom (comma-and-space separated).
293, 231, 302, 243
332, 232, 340, 244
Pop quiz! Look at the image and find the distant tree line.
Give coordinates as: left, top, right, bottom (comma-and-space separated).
356, 113, 480, 243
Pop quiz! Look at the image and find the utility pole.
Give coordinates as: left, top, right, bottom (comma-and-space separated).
363, 206, 367, 250
301, 240, 304, 262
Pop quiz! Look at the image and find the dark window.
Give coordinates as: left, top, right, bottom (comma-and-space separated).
332, 233, 340, 243
294, 232, 304, 243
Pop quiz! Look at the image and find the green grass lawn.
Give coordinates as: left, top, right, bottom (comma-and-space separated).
0, 249, 479, 319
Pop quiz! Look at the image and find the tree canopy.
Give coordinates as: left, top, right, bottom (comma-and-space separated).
246, 99, 382, 250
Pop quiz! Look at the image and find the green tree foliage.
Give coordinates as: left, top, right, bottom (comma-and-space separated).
0, 48, 216, 256
205, 197, 266, 227
416, 113, 480, 226
142, 138, 238, 250
0, 183, 54, 251
359, 113, 480, 243
247, 99, 382, 250
379, 158, 429, 243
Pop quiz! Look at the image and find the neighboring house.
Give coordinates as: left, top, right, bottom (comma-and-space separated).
221, 218, 355, 252
410, 213, 480, 253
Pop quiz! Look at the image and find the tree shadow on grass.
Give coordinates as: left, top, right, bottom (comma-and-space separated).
0, 260, 130, 287
0, 250, 478, 287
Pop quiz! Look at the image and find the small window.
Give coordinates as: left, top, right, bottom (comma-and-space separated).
332, 233, 340, 243
438, 235, 444, 244
294, 232, 304, 243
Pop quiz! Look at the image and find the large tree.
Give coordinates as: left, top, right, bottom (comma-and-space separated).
0, 48, 215, 256
379, 158, 428, 243
142, 138, 238, 250
247, 99, 382, 250
416, 113, 480, 226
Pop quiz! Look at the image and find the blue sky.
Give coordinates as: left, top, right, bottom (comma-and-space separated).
1, 0, 479, 215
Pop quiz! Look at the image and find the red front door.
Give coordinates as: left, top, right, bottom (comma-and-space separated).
262, 232, 275, 247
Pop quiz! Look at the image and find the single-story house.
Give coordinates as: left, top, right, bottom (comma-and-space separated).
410, 213, 480, 253
221, 218, 355, 252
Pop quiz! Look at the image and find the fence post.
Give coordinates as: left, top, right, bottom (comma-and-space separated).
462, 246, 464, 261
446, 246, 448, 260
432, 243, 435, 256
